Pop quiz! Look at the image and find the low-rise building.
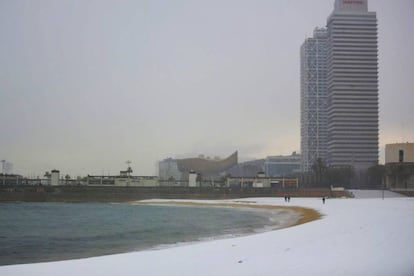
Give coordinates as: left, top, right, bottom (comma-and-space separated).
225, 159, 265, 177
0, 174, 23, 185
385, 143, 414, 189
114, 176, 159, 187
264, 152, 301, 177
51, 170, 60, 186
226, 173, 299, 189
87, 165, 159, 187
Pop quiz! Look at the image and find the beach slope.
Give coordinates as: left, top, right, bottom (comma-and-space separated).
1, 197, 414, 276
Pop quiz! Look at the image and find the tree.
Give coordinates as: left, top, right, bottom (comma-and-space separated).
326, 165, 355, 188
311, 158, 328, 187
366, 165, 385, 189
386, 163, 412, 189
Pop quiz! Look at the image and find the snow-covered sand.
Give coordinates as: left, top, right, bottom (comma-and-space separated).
2, 195, 414, 276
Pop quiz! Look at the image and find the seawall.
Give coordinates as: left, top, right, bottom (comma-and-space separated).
0, 186, 350, 202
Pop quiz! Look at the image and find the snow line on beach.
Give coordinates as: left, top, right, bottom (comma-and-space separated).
134, 199, 321, 227
1, 197, 414, 276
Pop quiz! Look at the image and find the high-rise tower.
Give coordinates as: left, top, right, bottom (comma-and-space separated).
300, 28, 328, 172
300, 0, 379, 172
326, 0, 379, 170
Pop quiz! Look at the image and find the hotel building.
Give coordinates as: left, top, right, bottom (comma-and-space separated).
301, 0, 379, 171
300, 28, 328, 172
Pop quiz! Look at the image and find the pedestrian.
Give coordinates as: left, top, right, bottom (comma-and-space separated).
322, 197, 325, 204
288, 196, 290, 202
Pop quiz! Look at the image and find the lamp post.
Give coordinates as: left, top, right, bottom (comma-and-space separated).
1, 160, 5, 186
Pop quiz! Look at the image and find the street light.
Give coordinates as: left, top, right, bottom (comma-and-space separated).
1, 160, 5, 186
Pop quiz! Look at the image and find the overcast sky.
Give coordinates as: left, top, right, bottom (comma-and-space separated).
1, 0, 413, 177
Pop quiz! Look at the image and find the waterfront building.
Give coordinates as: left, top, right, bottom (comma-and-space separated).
301, 0, 379, 172
0, 174, 23, 186
326, 0, 379, 170
264, 152, 301, 177
226, 175, 299, 189
86, 174, 159, 187
158, 151, 238, 181
158, 158, 183, 181
1, 161, 13, 174
385, 143, 414, 189
51, 170, 60, 186
300, 28, 328, 172
225, 159, 264, 178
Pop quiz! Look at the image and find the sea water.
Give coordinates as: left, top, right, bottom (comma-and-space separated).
0, 202, 297, 265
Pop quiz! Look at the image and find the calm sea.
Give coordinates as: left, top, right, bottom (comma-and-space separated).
0, 202, 296, 265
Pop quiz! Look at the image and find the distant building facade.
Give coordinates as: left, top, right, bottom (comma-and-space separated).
300, 28, 328, 172
87, 165, 159, 187
225, 159, 265, 178
158, 158, 183, 181
226, 175, 299, 189
158, 151, 238, 181
301, 0, 379, 171
264, 152, 301, 177
51, 170, 60, 186
1, 161, 13, 174
385, 143, 414, 164
385, 143, 414, 189
326, 0, 379, 170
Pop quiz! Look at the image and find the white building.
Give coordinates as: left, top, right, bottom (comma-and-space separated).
51, 170, 60, 186
385, 143, 414, 189
114, 176, 159, 187
188, 171, 197, 187
385, 143, 414, 163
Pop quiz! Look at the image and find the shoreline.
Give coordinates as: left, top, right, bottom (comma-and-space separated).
0, 199, 320, 266
1, 199, 322, 267
2, 197, 413, 275
135, 199, 322, 228
130, 200, 322, 254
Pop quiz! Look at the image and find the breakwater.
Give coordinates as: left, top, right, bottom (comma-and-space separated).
0, 186, 350, 202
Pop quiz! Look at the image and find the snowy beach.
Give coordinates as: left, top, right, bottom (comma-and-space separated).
1, 193, 414, 276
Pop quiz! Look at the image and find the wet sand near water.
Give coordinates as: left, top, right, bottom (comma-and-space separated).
137, 200, 322, 228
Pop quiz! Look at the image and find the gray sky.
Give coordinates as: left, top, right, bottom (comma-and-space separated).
1, 0, 413, 177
